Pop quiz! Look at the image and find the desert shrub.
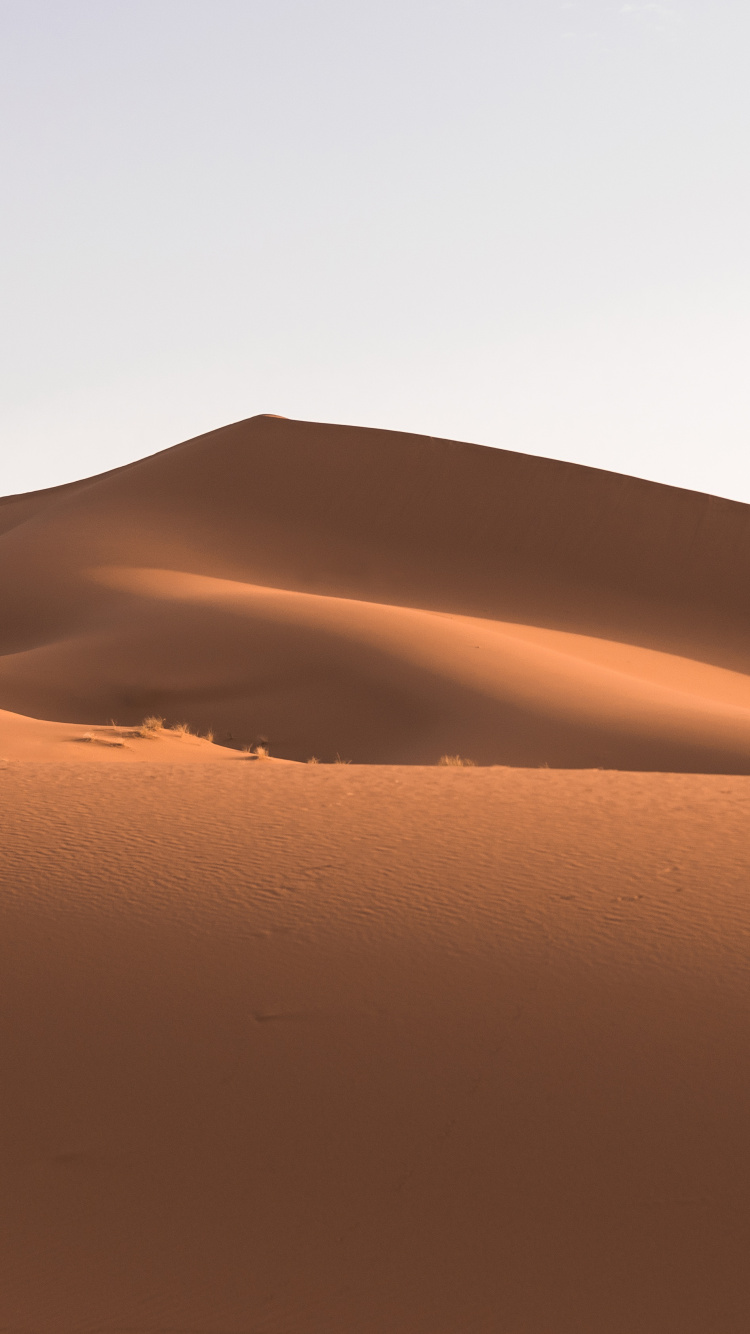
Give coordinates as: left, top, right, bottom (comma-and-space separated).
307, 756, 320, 764
438, 754, 476, 767
171, 721, 191, 736
140, 715, 164, 734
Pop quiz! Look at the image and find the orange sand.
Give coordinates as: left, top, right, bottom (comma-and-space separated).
2, 414, 750, 768
2, 764, 749, 1331
0, 707, 289, 764
1, 417, 750, 1330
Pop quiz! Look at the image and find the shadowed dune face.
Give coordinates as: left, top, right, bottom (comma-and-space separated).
1, 413, 750, 767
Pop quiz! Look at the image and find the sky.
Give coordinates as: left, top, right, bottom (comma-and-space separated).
1, 0, 749, 500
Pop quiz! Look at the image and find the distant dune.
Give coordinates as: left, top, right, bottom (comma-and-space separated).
2, 413, 750, 768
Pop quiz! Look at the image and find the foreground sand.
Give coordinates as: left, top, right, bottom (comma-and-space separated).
2, 762, 749, 1332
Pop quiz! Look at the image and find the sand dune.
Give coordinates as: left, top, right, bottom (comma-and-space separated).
2, 413, 750, 767
2, 417, 750, 1330
0, 706, 287, 763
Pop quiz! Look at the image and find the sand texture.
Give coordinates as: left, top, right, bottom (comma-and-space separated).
2, 416, 750, 1330
2, 764, 749, 1332
2, 413, 750, 768
0, 707, 289, 765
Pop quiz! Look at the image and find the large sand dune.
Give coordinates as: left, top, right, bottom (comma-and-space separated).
2, 413, 750, 768
2, 417, 750, 1330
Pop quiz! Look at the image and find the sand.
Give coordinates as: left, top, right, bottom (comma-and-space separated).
0, 707, 289, 764
1, 416, 749, 1330
2, 413, 750, 768
2, 764, 749, 1332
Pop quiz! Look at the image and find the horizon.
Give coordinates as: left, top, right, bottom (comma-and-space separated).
2, 1, 749, 502
3, 409, 750, 509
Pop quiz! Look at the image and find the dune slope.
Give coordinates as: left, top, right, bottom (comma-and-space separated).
1, 414, 750, 766
0, 707, 290, 763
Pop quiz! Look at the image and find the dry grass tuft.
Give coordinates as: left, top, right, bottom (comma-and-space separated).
242, 742, 269, 758
334, 753, 351, 764
307, 756, 320, 764
171, 721, 191, 737
439, 754, 476, 767
204, 729, 215, 744
140, 715, 164, 734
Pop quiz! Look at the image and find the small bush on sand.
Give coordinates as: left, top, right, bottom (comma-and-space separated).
204, 729, 215, 744
171, 721, 191, 736
140, 715, 164, 734
439, 754, 476, 767
242, 742, 269, 758
307, 756, 320, 764
334, 753, 351, 764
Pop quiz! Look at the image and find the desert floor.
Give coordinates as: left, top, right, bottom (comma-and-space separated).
2, 761, 749, 1332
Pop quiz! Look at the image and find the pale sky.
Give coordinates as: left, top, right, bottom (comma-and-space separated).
1, 0, 749, 500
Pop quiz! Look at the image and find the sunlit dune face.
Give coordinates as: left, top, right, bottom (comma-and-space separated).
87, 564, 750, 764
